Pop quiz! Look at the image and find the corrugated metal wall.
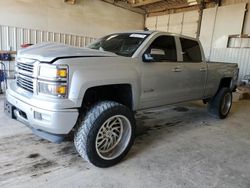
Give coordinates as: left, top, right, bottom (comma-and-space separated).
0, 24, 96, 80
0, 24, 96, 51
210, 48, 250, 81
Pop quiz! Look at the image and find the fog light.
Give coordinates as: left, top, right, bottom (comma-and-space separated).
34, 111, 42, 120
34, 111, 51, 121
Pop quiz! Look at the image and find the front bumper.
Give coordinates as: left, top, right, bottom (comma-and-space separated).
5, 89, 79, 142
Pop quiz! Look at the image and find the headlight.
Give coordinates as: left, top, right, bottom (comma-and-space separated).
39, 64, 68, 80
38, 82, 67, 98
38, 64, 68, 98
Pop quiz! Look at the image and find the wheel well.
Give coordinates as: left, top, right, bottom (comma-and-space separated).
203, 77, 233, 104
218, 77, 232, 90
82, 84, 133, 110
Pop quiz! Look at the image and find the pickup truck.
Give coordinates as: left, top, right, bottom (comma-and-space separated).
4, 31, 239, 167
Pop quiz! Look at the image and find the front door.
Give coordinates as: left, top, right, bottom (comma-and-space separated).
140, 35, 184, 109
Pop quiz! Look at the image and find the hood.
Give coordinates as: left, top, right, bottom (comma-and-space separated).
17, 42, 117, 62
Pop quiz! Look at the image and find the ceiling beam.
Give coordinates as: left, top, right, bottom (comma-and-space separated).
147, 4, 198, 14
64, 0, 76, 5
102, 0, 146, 14
131, 0, 163, 7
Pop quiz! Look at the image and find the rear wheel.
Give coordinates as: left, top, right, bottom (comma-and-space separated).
74, 101, 135, 167
208, 87, 232, 119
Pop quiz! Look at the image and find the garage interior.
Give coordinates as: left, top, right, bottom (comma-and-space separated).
0, 0, 250, 187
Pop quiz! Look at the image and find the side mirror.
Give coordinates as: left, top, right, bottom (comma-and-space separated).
143, 54, 154, 62
143, 48, 165, 62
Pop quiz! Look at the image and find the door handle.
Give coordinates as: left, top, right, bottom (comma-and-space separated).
172, 67, 182, 72
200, 67, 207, 72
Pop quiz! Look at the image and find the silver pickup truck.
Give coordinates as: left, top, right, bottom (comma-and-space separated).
4, 31, 239, 167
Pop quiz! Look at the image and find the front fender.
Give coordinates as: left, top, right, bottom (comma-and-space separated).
54, 57, 141, 111
70, 69, 140, 110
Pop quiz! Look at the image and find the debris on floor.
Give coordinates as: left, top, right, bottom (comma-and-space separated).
233, 86, 250, 102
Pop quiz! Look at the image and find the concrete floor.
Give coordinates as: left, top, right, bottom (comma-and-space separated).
0, 95, 250, 188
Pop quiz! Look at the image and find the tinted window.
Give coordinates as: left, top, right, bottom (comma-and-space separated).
88, 33, 149, 57
145, 36, 177, 62
180, 38, 202, 62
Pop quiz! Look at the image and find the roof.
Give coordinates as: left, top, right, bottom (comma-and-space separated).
109, 30, 198, 41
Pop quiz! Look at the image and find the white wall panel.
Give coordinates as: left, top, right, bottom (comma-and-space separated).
182, 11, 199, 38
145, 16, 157, 30
213, 3, 246, 48
168, 13, 184, 34
146, 10, 199, 37
182, 23, 198, 38
243, 3, 250, 34
156, 15, 169, 32
200, 7, 217, 59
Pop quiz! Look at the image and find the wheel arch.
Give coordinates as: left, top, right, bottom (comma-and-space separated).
217, 77, 233, 93
80, 83, 136, 111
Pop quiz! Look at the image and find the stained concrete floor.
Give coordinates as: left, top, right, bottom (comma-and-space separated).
0, 94, 250, 188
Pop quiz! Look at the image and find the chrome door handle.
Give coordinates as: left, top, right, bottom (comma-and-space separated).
200, 67, 207, 72
172, 67, 182, 72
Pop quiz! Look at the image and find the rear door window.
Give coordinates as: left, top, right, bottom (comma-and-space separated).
180, 38, 202, 62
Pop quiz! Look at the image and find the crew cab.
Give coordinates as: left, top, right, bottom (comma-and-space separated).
4, 31, 239, 167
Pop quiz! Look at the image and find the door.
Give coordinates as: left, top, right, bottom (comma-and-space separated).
140, 35, 185, 109
177, 37, 207, 100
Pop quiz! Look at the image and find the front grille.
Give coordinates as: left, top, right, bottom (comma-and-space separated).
16, 76, 33, 93
17, 62, 34, 74
15, 59, 36, 93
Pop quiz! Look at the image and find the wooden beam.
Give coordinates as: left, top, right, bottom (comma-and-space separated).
0, 50, 17, 54
147, 1, 215, 16
64, 0, 76, 5
102, 0, 146, 14
146, 3, 197, 13
131, 0, 163, 7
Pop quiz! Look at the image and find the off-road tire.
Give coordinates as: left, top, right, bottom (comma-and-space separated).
208, 87, 232, 119
74, 101, 135, 168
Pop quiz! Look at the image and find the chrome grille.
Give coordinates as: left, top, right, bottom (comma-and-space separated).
16, 76, 33, 93
17, 62, 34, 74
16, 59, 36, 93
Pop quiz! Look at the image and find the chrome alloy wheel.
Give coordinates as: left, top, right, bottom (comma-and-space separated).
221, 93, 232, 116
95, 115, 132, 160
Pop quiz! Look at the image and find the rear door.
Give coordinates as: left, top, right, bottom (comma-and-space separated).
177, 37, 207, 100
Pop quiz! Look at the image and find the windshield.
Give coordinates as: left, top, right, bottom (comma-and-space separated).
87, 33, 149, 57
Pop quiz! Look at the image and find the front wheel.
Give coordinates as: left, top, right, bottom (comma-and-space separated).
208, 87, 232, 119
74, 101, 135, 168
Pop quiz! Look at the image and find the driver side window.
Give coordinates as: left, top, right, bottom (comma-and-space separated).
144, 36, 177, 62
